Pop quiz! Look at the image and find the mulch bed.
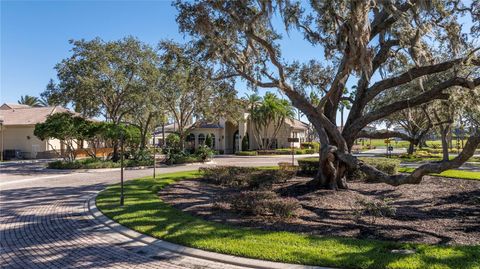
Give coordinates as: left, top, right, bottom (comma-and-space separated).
158, 176, 480, 245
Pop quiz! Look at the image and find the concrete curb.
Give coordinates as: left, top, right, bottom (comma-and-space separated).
88, 194, 333, 269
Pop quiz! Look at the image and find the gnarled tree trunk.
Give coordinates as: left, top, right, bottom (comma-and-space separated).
440, 125, 450, 161
313, 145, 348, 190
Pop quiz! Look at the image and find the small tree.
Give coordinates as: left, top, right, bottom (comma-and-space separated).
79, 121, 107, 159
165, 133, 181, 151
34, 112, 88, 161
101, 123, 141, 155
242, 134, 249, 151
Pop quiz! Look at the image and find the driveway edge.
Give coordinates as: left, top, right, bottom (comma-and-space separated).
87, 193, 333, 269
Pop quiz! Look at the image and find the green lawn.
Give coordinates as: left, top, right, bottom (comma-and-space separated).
96, 171, 480, 269
395, 156, 480, 163
398, 167, 480, 180
356, 139, 475, 149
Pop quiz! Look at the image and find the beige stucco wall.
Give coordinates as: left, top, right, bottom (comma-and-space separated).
0, 125, 65, 159
186, 128, 223, 151
0, 125, 45, 158
149, 116, 308, 154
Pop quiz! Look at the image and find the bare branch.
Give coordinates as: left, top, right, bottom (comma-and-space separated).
364, 58, 465, 103
349, 76, 480, 134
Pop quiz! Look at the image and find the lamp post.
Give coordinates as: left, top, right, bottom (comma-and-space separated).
153, 131, 156, 180
120, 127, 125, 206
290, 127, 295, 166
0, 116, 4, 162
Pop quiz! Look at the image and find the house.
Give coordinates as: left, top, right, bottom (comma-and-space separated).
152, 113, 309, 154
0, 104, 77, 159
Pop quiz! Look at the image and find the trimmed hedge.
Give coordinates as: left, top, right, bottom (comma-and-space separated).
199, 166, 295, 189
236, 151, 258, 156
48, 158, 153, 169
230, 191, 300, 218
300, 142, 320, 152
297, 157, 400, 179
359, 157, 400, 175
275, 148, 315, 155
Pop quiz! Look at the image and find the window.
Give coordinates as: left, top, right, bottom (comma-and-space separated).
271, 138, 278, 149
210, 134, 216, 148
186, 133, 195, 149
198, 133, 206, 145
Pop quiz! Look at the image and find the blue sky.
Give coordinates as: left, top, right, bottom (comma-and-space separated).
1, 0, 322, 105
1, 1, 182, 103
1, 0, 475, 117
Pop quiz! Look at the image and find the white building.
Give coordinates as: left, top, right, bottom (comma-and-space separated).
0, 104, 76, 159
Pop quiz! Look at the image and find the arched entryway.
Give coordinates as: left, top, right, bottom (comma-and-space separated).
209, 133, 216, 149
186, 133, 195, 152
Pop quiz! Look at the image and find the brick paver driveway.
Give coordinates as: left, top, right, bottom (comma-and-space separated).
0, 155, 308, 269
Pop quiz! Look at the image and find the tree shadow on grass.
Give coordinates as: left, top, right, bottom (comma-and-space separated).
99, 176, 480, 269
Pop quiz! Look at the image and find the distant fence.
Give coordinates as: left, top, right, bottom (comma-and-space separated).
75, 148, 113, 158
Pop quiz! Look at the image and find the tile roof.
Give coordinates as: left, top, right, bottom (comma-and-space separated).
286, 118, 309, 130
155, 117, 309, 134
0, 103, 32, 110
192, 121, 223, 129
0, 105, 73, 126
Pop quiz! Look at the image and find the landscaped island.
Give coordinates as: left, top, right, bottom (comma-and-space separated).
97, 165, 480, 269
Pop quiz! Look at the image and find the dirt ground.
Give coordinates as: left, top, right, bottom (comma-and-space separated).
158, 176, 480, 245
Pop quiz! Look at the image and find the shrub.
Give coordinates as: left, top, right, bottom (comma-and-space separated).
257, 150, 278, 155
236, 151, 258, 156
297, 158, 319, 175
201, 166, 295, 189
354, 198, 396, 224
359, 157, 400, 175
248, 169, 296, 189
166, 133, 181, 149
230, 191, 300, 218
241, 135, 249, 150
275, 148, 293, 155
48, 160, 81, 169
278, 162, 297, 172
230, 191, 277, 215
130, 149, 153, 162
300, 142, 320, 152
48, 158, 122, 169
266, 197, 301, 218
303, 149, 315, 154
166, 151, 202, 165
196, 145, 215, 161
271, 148, 315, 155
200, 166, 258, 186
297, 157, 400, 179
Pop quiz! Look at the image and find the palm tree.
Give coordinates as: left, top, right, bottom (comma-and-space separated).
38, 96, 53, 107
18, 95, 42, 107
248, 92, 294, 149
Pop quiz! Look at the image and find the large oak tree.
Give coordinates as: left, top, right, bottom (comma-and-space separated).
175, 0, 480, 189
48, 37, 160, 160
157, 41, 239, 150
